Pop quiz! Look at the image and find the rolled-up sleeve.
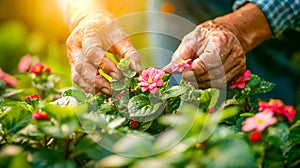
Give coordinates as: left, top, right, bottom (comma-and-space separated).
233, 0, 300, 35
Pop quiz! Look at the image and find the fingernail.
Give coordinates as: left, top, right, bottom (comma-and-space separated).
136, 63, 141, 71
110, 72, 120, 80
101, 88, 111, 95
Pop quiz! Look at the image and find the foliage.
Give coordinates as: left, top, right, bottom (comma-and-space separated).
0, 55, 299, 168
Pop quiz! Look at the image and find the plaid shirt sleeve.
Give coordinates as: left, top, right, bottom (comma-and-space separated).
233, 0, 300, 35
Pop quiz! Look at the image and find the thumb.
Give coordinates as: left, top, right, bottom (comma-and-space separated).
113, 38, 141, 72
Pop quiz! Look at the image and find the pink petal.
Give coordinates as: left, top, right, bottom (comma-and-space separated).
237, 82, 246, 89
149, 87, 157, 94
141, 86, 148, 92
156, 79, 164, 87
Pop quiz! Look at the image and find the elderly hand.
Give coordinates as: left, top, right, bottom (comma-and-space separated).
66, 14, 141, 95
164, 3, 271, 88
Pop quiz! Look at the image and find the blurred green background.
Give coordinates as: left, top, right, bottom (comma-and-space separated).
0, 0, 150, 77
0, 0, 69, 76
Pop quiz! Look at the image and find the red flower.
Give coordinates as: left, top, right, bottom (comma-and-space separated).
32, 111, 49, 120
171, 58, 192, 73
229, 70, 251, 89
282, 105, 296, 122
0, 68, 18, 87
138, 67, 165, 94
24, 94, 40, 103
208, 108, 215, 113
258, 99, 285, 114
130, 120, 139, 129
18, 54, 32, 72
29, 61, 45, 75
259, 99, 296, 122
45, 67, 51, 74
249, 131, 261, 142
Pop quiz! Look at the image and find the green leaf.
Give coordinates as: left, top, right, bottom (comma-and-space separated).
116, 58, 137, 78
82, 113, 126, 132
128, 94, 164, 122
43, 97, 88, 120
266, 123, 289, 146
289, 119, 300, 130
32, 149, 77, 168
96, 155, 133, 167
111, 79, 127, 91
36, 118, 78, 139
0, 145, 31, 168
248, 74, 276, 95
161, 85, 185, 100
201, 138, 257, 168
98, 69, 112, 82
62, 89, 87, 103
200, 88, 220, 109
0, 102, 33, 135
105, 52, 121, 64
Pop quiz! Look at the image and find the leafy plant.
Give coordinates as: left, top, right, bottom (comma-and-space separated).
0, 54, 299, 168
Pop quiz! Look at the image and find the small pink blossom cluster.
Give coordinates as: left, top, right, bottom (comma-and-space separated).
18, 54, 51, 75
229, 70, 251, 89
242, 99, 296, 142
171, 58, 192, 73
32, 111, 49, 120
138, 67, 165, 94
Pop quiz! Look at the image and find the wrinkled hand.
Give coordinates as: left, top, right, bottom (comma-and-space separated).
165, 20, 246, 88
164, 3, 271, 89
66, 14, 141, 95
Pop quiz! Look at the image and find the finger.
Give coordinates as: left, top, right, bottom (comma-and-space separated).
99, 57, 122, 80
71, 66, 96, 94
113, 37, 141, 72
197, 62, 245, 88
82, 36, 106, 68
95, 74, 112, 95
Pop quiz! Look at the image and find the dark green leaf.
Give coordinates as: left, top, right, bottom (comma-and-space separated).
0, 102, 33, 135
128, 94, 164, 122
37, 118, 78, 138
161, 85, 185, 100
266, 123, 289, 146
248, 74, 276, 95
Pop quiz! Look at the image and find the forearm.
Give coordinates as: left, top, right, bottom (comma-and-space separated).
59, 0, 113, 31
213, 3, 272, 52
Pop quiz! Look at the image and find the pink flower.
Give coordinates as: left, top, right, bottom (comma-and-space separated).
229, 70, 251, 89
29, 61, 45, 75
242, 109, 277, 132
171, 58, 192, 73
138, 67, 165, 94
282, 105, 296, 122
18, 54, 32, 72
0, 68, 18, 87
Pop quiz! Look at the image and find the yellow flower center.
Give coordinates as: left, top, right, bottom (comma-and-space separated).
35, 66, 41, 72
256, 118, 264, 124
176, 58, 184, 64
148, 78, 153, 83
